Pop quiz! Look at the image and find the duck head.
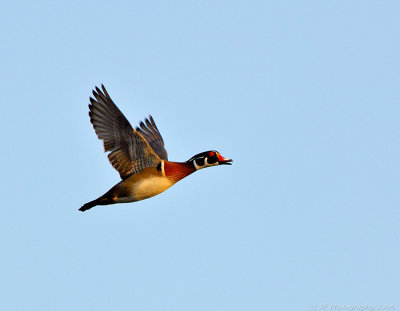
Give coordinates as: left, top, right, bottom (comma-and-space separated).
187, 150, 233, 170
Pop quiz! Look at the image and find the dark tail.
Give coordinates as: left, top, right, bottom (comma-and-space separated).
79, 197, 114, 212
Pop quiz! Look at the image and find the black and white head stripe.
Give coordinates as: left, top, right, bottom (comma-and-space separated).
187, 151, 220, 170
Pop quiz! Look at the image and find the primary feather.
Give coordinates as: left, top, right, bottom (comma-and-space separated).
88, 85, 167, 179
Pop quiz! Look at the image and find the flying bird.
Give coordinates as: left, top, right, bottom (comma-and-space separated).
80, 85, 232, 212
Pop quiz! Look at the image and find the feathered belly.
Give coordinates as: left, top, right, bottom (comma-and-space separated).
130, 176, 174, 201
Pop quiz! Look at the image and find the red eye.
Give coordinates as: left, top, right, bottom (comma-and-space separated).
209, 151, 215, 157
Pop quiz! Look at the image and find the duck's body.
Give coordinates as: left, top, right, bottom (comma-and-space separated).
80, 85, 232, 212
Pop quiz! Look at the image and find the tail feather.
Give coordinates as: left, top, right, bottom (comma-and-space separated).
79, 199, 99, 212
79, 197, 114, 212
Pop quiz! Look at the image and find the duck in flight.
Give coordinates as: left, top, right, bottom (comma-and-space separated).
80, 85, 232, 212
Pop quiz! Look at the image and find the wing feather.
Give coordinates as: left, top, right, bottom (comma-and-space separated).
88, 85, 163, 179
135, 115, 168, 160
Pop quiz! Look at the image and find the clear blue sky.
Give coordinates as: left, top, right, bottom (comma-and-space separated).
1, 1, 399, 310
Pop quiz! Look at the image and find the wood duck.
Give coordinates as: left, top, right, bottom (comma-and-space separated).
80, 85, 232, 212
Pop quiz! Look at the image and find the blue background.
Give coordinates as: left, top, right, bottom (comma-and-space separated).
1, 1, 399, 310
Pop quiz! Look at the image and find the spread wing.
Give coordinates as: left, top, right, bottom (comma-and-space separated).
136, 116, 168, 160
88, 85, 162, 179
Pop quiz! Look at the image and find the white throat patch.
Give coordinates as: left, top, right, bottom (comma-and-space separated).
193, 157, 218, 170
